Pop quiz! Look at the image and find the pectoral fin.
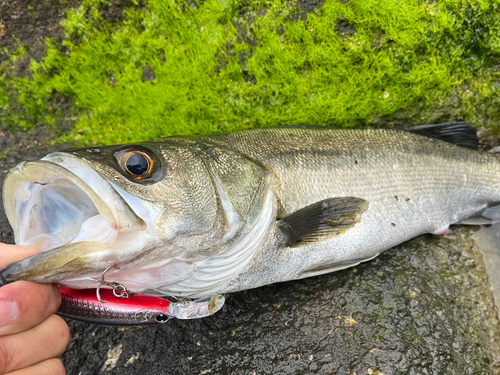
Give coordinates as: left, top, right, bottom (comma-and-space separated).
279, 197, 369, 247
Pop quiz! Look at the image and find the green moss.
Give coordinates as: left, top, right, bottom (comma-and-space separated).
2, 0, 500, 145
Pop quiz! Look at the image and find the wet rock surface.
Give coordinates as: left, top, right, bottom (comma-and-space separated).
0, 0, 78, 67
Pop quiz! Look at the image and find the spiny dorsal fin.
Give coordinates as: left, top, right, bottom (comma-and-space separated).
279, 197, 369, 248
406, 122, 478, 149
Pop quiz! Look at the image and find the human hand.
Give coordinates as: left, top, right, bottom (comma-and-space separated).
0, 243, 69, 375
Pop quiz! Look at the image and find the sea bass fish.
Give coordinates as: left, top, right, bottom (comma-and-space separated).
1, 123, 499, 298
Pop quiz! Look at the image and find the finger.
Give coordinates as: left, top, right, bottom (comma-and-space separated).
0, 244, 40, 269
0, 314, 69, 374
0, 281, 61, 336
7, 358, 65, 375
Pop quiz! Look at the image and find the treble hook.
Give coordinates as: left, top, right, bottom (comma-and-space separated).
96, 266, 131, 303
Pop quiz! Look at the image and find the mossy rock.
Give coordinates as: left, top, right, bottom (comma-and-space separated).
2, 0, 500, 146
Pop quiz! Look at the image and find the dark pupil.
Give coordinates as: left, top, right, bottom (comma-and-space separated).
155, 314, 169, 323
126, 154, 149, 176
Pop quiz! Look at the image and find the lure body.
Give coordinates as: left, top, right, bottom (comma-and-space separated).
58, 286, 224, 325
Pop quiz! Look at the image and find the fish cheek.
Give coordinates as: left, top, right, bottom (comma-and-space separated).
149, 148, 228, 252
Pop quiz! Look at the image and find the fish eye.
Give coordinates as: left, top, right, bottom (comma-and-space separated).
155, 314, 169, 323
114, 147, 159, 181
126, 153, 150, 176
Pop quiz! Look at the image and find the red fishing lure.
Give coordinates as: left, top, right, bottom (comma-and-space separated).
58, 286, 225, 325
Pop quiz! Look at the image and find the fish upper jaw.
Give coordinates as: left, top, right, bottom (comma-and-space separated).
3, 152, 147, 252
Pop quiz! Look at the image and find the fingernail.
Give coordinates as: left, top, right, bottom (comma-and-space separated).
0, 300, 18, 327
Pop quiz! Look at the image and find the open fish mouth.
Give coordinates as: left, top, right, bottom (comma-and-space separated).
4, 152, 147, 251
1, 152, 148, 284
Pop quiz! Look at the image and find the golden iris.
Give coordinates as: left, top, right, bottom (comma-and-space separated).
116, 149, 156, 180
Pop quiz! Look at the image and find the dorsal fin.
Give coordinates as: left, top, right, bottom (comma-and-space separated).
406, 122, 478, 149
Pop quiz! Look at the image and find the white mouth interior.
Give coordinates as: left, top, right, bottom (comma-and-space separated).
7, 153, 145, 252
16, 173, 115, 251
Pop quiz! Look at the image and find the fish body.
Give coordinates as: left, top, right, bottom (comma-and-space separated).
2, 124, 500, 299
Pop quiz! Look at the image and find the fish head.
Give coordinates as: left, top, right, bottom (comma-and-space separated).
1, 139, 255, 292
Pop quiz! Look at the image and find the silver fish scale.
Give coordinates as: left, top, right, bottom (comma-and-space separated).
203, 128, 500, 293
